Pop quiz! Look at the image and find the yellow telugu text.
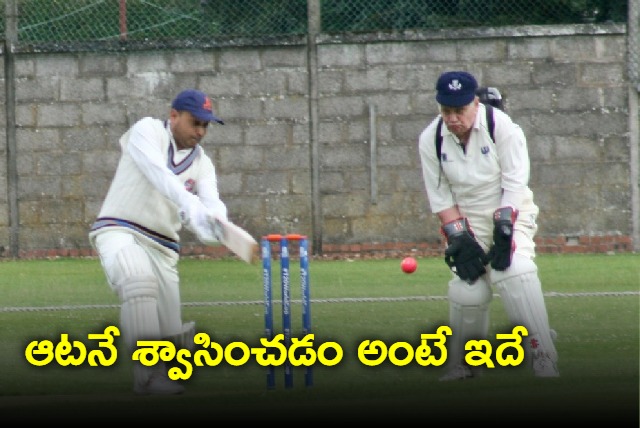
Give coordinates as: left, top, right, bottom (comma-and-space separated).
24, 325, 529, 379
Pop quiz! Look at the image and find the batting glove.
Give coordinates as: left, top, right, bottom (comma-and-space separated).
441, 218, 488, 284
179, 200, 220, 245
487, 206, 518, 271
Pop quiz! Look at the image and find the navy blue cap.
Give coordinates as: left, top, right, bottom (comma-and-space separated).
435, 71, 478, 107
171, 89, 224, 124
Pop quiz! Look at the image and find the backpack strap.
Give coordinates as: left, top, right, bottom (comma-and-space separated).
435, 117, 444, 163
485, 104, 495, 143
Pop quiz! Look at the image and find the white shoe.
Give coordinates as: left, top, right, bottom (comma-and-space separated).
439, 364, 474, 381
533, 352, 559, 378
134, 372, 185, 395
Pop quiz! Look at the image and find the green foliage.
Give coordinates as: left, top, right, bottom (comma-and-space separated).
7, 0, 629, 45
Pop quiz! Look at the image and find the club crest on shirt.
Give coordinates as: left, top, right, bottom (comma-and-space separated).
481, 146, 490, 155
184, 178, 196, 194
441, 153, 448, 162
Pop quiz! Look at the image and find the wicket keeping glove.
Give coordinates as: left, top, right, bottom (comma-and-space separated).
442, 218, 488, 283
487, 206, 518, 271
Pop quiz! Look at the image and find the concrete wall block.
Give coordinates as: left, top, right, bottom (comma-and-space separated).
264, 145, 309, 170
245, 171, 288, 194
14, 58, 36, 78
16, 128, 60, 152
603, 136, 631, 162
82, 101, 127, 126
35, 56, 79, 77
80, 54, 126, 75
367, 42, 446, 65
388, 66, 432, 92
35, 153, 63, 175
61, 127, 111, 152
321, 145, 367, 169
322, 193, 368, 217
317, 70, 344, 93
344, 69, 389, 92
583, 163, 628, 185
38, 104, 81, 127
83, 151, 119, 174
554, 136, 601, 160
218, 145, 265, 170
377, 145, 413, 167
200, 73, 242, 97
319, 171, 346, 194
367, 93, 412, 116
127, 53, 171, 73
263, 47, 306, 68
60, 78, 105, 102
220, 50, 262, 72
458, 39, 508, 62
170, 51, 215, 73
219, 98, 262, 120
594, 36, 627, 61
18, 176, 62, 200
241, 70, 289, 96
580, 63, 626, 86
481, 64, 531, 86
264, 194, 310, 220
16, 77, 59, 102
550, 36, 590, 61
508, 39, 551, 60
264, 97, 308, 119
318, 96, 365, 117
286, 71, 308, 95
318, 44, 364, 68
291, 171, 311, 195
246, 124, 289, 146
532, 63, 579, 87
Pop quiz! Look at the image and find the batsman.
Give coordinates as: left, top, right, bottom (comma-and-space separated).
418, 71, 559, 380
89, 89, 229, 395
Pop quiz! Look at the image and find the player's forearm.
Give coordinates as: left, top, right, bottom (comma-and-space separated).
437, 206, 462, 225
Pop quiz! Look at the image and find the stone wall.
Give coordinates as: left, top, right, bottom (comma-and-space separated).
0, 23, 635, 258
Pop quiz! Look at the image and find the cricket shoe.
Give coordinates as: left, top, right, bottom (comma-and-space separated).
438, 364, 474, 381
532, 351, 559, 378
134, 372, 185, 395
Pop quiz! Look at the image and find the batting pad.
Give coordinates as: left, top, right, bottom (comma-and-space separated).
492, 255, 558, 362
120, 278, 162, 389
446, 277, 492, 368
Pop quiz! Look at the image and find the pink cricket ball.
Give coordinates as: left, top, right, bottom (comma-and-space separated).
401, 257, 417, 274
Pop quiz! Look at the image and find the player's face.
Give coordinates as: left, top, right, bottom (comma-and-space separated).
171, 110, 209, 150
440, 98, 479, 138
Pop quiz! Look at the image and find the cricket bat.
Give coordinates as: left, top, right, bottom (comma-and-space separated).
212, 218, 258, 264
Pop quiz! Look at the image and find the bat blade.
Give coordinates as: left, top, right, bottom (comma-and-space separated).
214, 219, 258, 264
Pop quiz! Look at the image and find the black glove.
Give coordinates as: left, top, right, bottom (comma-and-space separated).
487, 206, 518, 271
442, 218, 488, 283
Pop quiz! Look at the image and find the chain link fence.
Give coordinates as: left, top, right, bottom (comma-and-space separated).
5, 1, 628, 41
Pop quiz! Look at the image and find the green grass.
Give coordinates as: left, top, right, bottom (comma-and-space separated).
0, 254, 638, 423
